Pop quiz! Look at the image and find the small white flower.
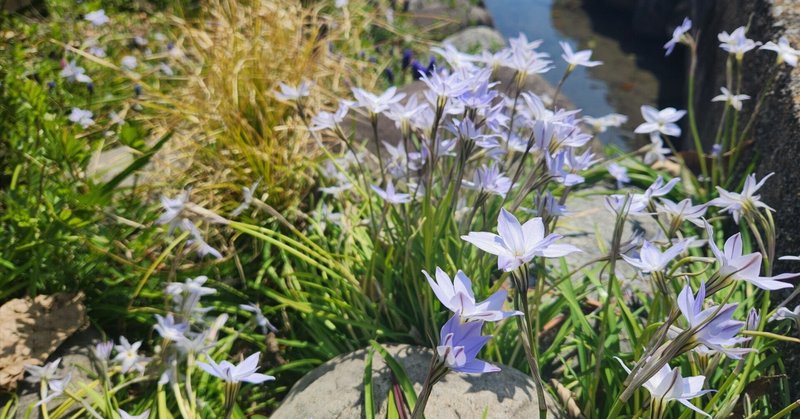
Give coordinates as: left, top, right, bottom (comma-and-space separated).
24, 359, 62, 383
120, 55, 138, 70
635, 105, 686, 138
154, 314, 189, 341
771, 305, 800, 324
583, 113, 627, 133
68, 107, 95, 128
84, 9, 110, 26
760, 36, 800, 66
607, 162, 630, 187
622, 239, 690, 273
708, 172, 774, 224
352, 86, 406, 115
114, 337, 148, 374
240, 303, 279, 333
60, 60, 92, 84
616, 358, 714, 417
371, 180, 411, 204
712, 87, 750, 111
643, 135, 672, 165
273, 80, 313, 103
462, 208, 581, 272
197, 352, 275, 384
230, 181, 259, 216
559, 41, 602, 69
664, 17, 692, 56
718, 27, 760, 59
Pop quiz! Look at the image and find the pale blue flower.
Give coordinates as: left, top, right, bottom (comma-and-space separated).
706, 223, 798, 290
708, 173, 774, 224
560, 41, 602, 69
424, 267, 520, 322
664, 17, 692, 56
462, 208, 581, 272
371, 180, 410, 204
635, 105, 685, 138
198, 352, 275, 384
622, 239, 690, 273
677, 282, 751, 359
616, 358, 713, 417
437, 315, 499, 373
154, 314, 189, 341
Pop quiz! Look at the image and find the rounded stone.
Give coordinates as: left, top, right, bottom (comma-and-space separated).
271, 343, 554, 419
443, 27, 506, 53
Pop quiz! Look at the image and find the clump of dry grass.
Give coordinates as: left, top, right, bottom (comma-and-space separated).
151, 0, 386, 211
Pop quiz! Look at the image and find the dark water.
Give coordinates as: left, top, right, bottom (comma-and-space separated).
485, 0, 685, 149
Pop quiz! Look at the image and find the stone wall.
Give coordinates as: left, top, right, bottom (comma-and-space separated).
693, 0, 800, 398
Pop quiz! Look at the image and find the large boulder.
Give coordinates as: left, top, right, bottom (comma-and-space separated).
271, 343, 555, 419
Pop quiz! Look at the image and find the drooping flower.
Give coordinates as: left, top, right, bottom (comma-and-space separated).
676, 282, 751, 359
706, 223, 798, 291
712, 87, 750, 111
84, 9, 110, 26
708, 172, 774, 224
760, 36, 800, 66
635, 105, 686, 138
583, 113, 628, 133
230, 181, 259, 216
770, 305, 800, 328
462, 208, 581, 272
198, 352, 275, 384
156, 191, 188, 234
437, 315, 499, 374
182, 219, 223, 259
643, 135, 672, 165
371, 180, 411, 204
643, 176, 680, 200
68, 107, 95, 128
559, 41, 602, 69
616, 358, 713, 417
423, 267, 521, 322
664, 17, 692, 56
240, 303, 279, 333
622, 239, 690, 273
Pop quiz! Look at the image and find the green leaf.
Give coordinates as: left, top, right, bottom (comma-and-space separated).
369, 341, 417, 411
364, 347, 376, 419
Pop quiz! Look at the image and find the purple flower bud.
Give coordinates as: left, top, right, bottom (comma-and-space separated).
86, 82, 95, 95
411, 60, 425, 80
711, 143, 722, 158
368, 56, 378, 64
402, 49, 412, 70
47, 81, 56, 91
384, 68, 395, 84
94, 340, 113, 361
167, 42, 175, 51
746, 308, 760, 330
134, 84, 142, 97
426, 56, 436, 73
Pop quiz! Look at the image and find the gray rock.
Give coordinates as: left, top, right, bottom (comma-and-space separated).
443, 27, 506, 53
271, 343, 555, 419
407, 0, 494, 40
